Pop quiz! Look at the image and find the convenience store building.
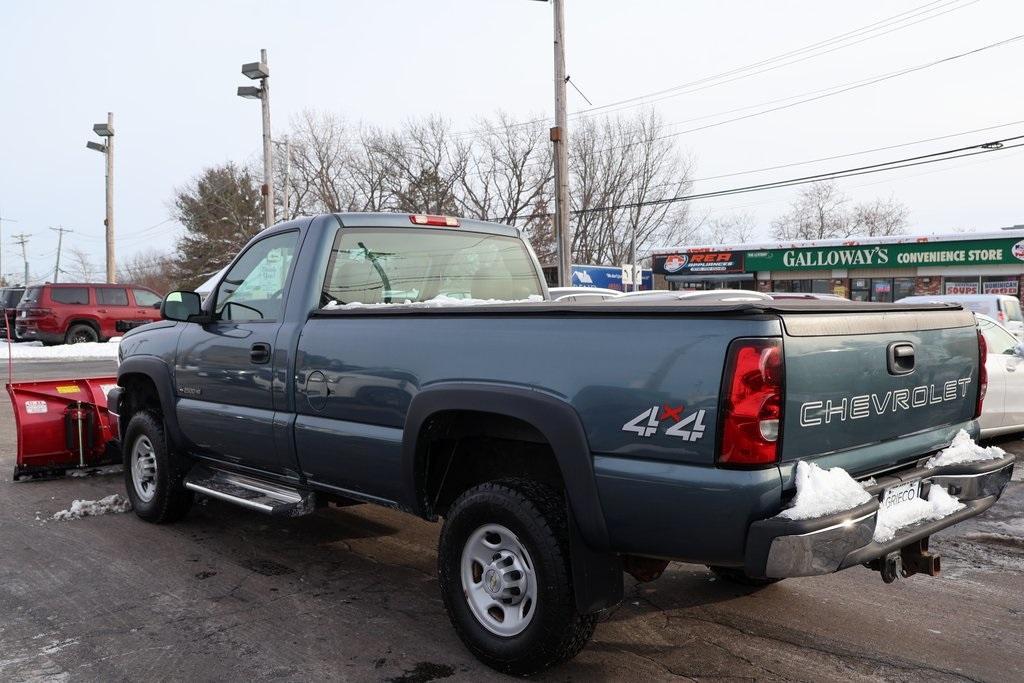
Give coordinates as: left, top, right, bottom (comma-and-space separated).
651, 229, 1024, 302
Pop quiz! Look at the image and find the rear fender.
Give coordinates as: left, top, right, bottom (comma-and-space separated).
402, 383, 609, 551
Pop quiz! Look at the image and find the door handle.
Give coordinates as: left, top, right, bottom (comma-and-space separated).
250, 342, 271, 364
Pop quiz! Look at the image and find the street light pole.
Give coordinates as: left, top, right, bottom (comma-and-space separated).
550, 0, 572, 287
87, 113, 115, 283
272, 137, 291, 219
103, 112, 115, 282
238, 50, 275, 229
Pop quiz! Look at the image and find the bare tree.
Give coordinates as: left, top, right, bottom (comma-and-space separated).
770, 181, 852, 240
118, 249, 176, 295
569, 111, 696, 266
851, 194, 909, 237
64, 247, 102, 282
694, 212, 758, 245
287, 110, 356, 215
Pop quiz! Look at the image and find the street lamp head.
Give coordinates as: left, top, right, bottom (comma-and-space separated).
241, 61, 269, 80
237, 86, 263, 100
92, 123, 114, 137
86, 141, 107, 153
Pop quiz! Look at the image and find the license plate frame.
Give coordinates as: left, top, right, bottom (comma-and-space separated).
880, 480, 922, 512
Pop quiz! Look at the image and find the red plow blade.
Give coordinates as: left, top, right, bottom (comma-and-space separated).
7, 377, 120, 480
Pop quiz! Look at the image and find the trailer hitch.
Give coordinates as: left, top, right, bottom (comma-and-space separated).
867, 537, 940, 583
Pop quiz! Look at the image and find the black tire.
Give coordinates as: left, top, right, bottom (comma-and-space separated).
123, 411, 193, 523
438, 479, 596, 676
65, 323, 98, 345
709, 565, 783, 588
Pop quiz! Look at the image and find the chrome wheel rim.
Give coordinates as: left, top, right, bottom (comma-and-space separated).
130, 435, 158, 502
460, 523, 537, 637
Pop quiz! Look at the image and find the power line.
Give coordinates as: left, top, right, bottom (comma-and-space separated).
572, 135, 1024, 215
453, 0, 979, 138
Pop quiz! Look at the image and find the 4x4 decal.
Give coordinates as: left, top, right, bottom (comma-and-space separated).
622, 404, 708, 441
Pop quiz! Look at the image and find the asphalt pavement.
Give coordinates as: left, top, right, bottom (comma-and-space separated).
2, 360, 1023, 682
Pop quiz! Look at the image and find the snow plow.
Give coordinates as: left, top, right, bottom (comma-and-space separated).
8, 377, 121, 480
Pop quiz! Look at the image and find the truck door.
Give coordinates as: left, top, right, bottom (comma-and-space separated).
175, 230, 301, 476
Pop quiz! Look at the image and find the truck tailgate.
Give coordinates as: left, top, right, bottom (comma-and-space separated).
780, 308, 979, 476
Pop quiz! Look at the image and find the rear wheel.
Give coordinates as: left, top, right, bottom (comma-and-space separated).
123, 411, 192, 523
709, 565, 783, 587
438, 479, 595, 676
65, 323, 98, 344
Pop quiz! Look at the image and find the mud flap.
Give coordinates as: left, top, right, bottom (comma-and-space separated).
568, 504, 624, 614
8, 377, 120, 480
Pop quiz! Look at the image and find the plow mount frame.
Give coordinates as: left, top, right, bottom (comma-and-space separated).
8, 376, 121, 480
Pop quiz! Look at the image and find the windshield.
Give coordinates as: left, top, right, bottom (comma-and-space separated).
979, 317, 1019, 355
321, 228, 543, 306
19, 286, 41, 306
1002, 298, 1024, 323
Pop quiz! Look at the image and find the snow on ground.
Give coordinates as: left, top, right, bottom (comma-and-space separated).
3, 340, 120, 361
323, 294, 544, 310
926, 430, 1006, 468
873, 485, 964, 543
777, 461, 872, 520
52, 494, 131, 521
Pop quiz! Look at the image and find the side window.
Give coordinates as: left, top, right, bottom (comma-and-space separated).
215, 231, 299, 322
50, 287, 89, 305
132, 289, 162, 307
979, 318, 1018, 355
97, 288, 129, 306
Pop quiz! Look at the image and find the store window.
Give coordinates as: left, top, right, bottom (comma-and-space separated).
872, 279, 893, 302
945, 277, 980, 295
894, 277, 916, 300
850, 278, 870, 302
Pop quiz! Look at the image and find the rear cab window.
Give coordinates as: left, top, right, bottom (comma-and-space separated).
97, 287, 129, 306
50, 287, 90, 305
320, 227, 543, 306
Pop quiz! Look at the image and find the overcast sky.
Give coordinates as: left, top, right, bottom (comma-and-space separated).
2, 0, 1022, 284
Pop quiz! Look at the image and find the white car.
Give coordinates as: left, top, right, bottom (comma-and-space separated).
547, 286, 621, 303
975, 313, 1024, 437
899, 294, 1024, 338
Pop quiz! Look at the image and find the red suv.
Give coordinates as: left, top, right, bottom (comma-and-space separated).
15, 283, 163, 345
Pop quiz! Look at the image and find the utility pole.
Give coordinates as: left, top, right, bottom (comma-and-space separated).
12, 233, 29, 286
550, 0, 572, 287
238, 50, 275, 228
272, 137, 291, 219
0, 209, 17, 285
50, 226, 72, 283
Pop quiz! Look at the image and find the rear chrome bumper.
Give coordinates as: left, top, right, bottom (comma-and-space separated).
744, 453, 1016, 578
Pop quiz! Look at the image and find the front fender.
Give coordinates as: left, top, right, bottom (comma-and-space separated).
117, 355, 184, 449
402, 382, 610, 551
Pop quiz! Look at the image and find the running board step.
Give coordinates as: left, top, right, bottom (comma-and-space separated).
184, 464, 315, 517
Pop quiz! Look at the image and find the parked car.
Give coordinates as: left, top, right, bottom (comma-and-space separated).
899, 294, 1024, 337
109, 212, 1012, 676
0, 286, 25, 338
15, 283, 163, 344
975, 313, 1024, 437
547, 286, 621, 302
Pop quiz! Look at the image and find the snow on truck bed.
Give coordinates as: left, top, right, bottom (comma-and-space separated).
4, 339, 120, 361
322, 294, 544, 309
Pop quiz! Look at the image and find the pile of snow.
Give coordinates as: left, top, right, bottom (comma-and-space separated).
52, 494, 131, 521
323, 294, 544, 310
926, 430, 1006, 468
777, 461, 872, 521
4, 339, 120, 361
873, 485, 964, 543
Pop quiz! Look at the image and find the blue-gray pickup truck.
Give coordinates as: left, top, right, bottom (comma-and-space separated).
109, 212, 1016, 675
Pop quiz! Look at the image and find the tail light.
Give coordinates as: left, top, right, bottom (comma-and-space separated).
976, 329, 987, 419
718, 338, 784, 467
22, 308, 53, 318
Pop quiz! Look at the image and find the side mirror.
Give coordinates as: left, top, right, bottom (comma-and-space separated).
161, 291, 204, 322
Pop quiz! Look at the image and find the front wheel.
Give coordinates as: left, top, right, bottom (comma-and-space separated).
123, 411, 192, 523
438, 479, 595, 676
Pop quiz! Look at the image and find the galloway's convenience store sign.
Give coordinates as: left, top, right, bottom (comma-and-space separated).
742, 237, 1024, 272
